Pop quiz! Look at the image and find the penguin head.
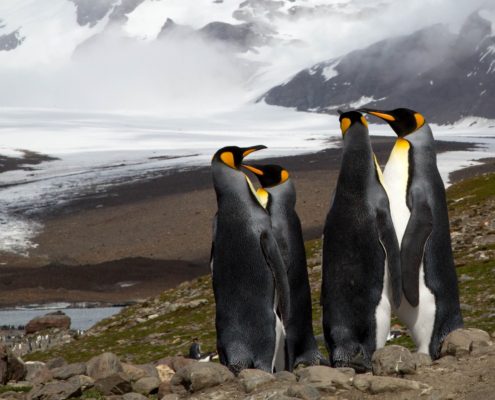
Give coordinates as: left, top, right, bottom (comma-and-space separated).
241, 164, 290, 188
360, 108, 425, 137
211, 145, 267, 169
338, 110, 368, 136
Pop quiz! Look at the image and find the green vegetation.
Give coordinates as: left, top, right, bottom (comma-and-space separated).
25, 173, 495, 363
0, 385, 32, 394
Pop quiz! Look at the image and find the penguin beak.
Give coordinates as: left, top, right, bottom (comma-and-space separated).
241, 164, 265, 176
241, 145, 267, 158
360, 108, 396, 122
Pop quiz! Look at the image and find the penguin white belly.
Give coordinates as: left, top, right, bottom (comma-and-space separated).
272, 290, 286, 372
374, 257, 391, 349
383, 139, 436, 353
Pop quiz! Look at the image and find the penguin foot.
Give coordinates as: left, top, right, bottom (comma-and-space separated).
293, 351, 328, 369
333, 350, 371, 373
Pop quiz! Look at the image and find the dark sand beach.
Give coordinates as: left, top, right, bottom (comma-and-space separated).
0, 136, 491, 307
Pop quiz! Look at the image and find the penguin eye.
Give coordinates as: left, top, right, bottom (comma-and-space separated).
340, 118, 351, 134
220, 152, 236, 169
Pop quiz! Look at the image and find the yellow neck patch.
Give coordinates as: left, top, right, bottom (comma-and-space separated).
373, 154, 386, 187
256, 188, 269, 208
395, 137, 410, 150
245, 176, 268, 208
220, 151, 236, 169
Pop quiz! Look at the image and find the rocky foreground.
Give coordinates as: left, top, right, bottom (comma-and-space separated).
1, 327, 495, 400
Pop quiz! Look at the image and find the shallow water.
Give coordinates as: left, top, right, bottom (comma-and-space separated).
0, 306, 122, 331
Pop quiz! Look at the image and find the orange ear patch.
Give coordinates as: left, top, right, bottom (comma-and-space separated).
340, 118, 351, 134
281, 170, 289, 183
220, 152, 236, 168
414, 113, 425, 129
360, 116, 368, 127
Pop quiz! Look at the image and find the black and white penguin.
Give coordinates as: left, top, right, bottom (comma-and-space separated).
211, 145, 290, 374
241, 163, 326, 370
361, 108, 463, 358
321, 111, 402, 371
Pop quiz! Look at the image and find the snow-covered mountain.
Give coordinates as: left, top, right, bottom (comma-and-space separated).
262, 9, 495, 123
0, 0, 491, 119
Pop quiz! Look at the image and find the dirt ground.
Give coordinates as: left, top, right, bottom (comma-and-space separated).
0, 137, 488, 307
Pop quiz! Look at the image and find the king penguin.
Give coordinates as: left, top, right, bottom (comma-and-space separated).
241, 163, 326, 370
211, 145, 290, 374
321, 111, 402, 371
361, 108, 463, 359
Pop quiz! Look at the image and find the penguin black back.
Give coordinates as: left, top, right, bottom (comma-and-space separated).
321, 111, 401, 371
242, 163, 325, 369
211, 145, 291, 374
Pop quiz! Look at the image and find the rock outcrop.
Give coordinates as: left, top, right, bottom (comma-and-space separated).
25, 312, 71, 335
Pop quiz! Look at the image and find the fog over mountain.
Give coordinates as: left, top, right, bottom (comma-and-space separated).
0, 0, 492, 121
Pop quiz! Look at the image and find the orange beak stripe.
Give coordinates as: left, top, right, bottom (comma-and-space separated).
368, 111, 396, 121
242, 164, 264, 176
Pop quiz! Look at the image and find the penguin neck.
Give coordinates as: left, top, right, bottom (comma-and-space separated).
404, 124, 436, 157
212, 164, 261, 209
265, 180, 296, 213
340, 131, 375, 186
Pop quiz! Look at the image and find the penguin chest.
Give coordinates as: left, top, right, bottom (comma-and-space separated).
383, 139, 411, 244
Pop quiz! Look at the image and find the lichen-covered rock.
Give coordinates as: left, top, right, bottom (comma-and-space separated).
286, 383, 321, 400
274, 371, 297, 382
440, 328, 492, 358
371, 345, 416, 376
156, 356, 196, 372
94, 372, 132, 395
412, 352, 433, 368
0, 344, 26, 384
239, 369, 275, 393
45, 358, 67, 370
28, 381, 82, 400
170, 362, 234, 393
156, 364, 175, 382
86, 352, 123, 380
295, 366, 351, 391
51, 363, 87, 380
353, 375, 429, 394
122, 363, 148, 381
67, 375, 94, 391
122, 393, 149, 400
132, 376, 160, 395
25, 312, 71, 335
25, 362, 52, 385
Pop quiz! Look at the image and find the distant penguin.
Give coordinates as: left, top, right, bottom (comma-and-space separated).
241, 163, 326, 370
361, 108, 463, 358
211, 145, 290, 374
321, 111, 402, 371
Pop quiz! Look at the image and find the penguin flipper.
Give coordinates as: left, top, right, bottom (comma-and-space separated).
260, 231, 290, 323
376, 208, 402, 308
402, 191, 433, 307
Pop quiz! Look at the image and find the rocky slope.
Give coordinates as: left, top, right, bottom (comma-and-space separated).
262, 9, 495, 123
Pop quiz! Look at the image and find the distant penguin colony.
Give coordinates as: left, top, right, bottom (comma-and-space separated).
210, 107, 463, 374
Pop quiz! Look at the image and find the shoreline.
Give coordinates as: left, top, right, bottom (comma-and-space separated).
0, 136, 491, 307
